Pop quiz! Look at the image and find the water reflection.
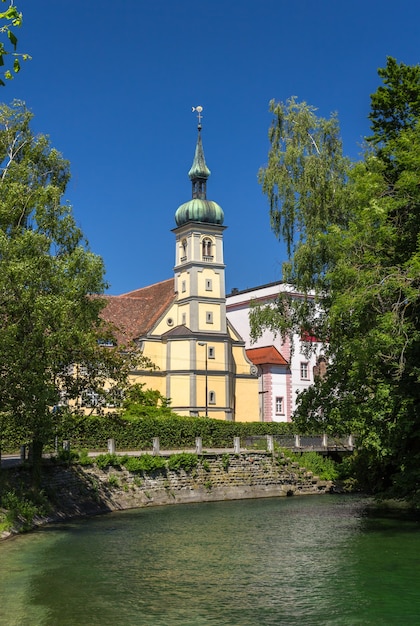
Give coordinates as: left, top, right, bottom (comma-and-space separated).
0, 495, 419, 625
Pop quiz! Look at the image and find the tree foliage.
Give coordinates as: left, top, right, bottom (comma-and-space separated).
0, 102, 141, 481
254, 58, 420, 499
0, 2, 29, 85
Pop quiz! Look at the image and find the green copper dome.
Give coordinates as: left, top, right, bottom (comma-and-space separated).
175, 123, 224, 227
175, 198, 224, 226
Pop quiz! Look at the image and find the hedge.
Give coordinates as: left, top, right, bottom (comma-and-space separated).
0, 409, 296, 452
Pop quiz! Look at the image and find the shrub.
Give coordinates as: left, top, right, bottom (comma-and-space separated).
278, 449, 339, 480
123, 454, 166, 473
77, 449, 93, 466
94, 453, 127, 470
1, 490, 48, 532
221, 453, 230, 471
201, 459, 210, 472
167, 453, 198, 473
108, 474, 120, 487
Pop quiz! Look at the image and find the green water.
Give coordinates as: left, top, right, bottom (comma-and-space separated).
0, 495, 419, 625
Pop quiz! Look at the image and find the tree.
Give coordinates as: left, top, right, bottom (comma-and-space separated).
253, 59, 420, 498
0, 2, 29, 85
0, 102, 137, 484
368, 56, 420, 146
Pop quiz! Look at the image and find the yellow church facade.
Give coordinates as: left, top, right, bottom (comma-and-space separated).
102, 116, 259, 422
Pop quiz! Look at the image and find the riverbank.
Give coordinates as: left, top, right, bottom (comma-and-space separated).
1, 450, 334, 539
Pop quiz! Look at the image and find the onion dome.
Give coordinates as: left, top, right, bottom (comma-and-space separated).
175, 113, 224, 227
175, 198, 224, 226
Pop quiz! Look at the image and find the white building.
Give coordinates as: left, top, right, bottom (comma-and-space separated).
226, 282, 324, 422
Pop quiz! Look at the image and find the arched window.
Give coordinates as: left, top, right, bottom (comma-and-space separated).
202, 237, 212, 259
181, 239, 187, 261
209, 391, 216, 405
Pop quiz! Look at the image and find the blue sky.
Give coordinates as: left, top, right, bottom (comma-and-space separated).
8, 0, 420, 294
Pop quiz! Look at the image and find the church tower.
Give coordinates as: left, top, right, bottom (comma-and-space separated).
138, 107, 259, 421
173, 110, 226, 334
160, 108, 235, 419
101, 108, 259, 421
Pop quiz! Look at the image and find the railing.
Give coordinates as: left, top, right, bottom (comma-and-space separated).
244, 434, 355, 452
1, 434, 356, 468
100, 434, 355, 455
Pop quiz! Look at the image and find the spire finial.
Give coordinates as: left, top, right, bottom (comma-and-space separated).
192, 105, 203, 129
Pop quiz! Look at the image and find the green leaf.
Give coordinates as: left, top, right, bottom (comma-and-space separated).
13, 57, 19, 73
8, 29, 17, 50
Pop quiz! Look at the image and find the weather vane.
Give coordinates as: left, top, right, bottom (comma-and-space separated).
192, 105, 203, 127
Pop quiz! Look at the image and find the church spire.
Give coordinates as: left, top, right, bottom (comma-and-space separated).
174, 107, 224, 227
189, 106, 210, 199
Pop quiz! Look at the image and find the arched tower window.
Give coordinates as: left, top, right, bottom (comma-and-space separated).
181, 238, 187, 261
202, 237, 213, 260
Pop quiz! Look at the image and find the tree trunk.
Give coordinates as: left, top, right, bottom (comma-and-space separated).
30, 439, 44, 489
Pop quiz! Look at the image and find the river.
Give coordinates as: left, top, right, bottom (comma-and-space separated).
0, 494, 419, 625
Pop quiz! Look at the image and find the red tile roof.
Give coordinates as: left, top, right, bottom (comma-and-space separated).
246, 346, 288, 366
100, 278, 176, 344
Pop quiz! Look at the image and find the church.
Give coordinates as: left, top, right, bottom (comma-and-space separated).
101, 112, 259, 422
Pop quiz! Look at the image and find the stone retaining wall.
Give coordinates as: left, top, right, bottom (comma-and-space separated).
40, 451, 333, 521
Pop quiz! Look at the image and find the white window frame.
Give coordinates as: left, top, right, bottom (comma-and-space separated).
275, 396, 284, 415
300, 362, 309, 380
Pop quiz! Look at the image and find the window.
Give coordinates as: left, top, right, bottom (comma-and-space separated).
78, 365, 88, 377
206, 311, 213, 324
182, 312, 186, 325
202, 237, 212, 258
300, 362, 309, 380
205, 279, 212, 291
61, 364, 74, 377
81, 390, 103, 408
181, 280, 186, 292
106, 388, 124, 408
209, 391, 216, 405
97, 339, 114, 347
275, 397, 284, 415
181, 239, 187, 261
208, 346, 215, 359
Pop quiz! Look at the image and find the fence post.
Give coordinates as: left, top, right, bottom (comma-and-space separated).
322, 434, 328, 448
348, 434, 354, 450
233, 437, 240, 454
266, 435, 274, 453
107, 438, 116, 454
195, 437, 202, 455
295, 434, 301, 448
152, 437, 160, 456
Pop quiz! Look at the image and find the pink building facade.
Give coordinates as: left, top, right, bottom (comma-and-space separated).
226, 282, 324, 422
